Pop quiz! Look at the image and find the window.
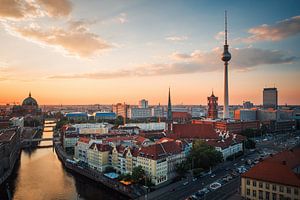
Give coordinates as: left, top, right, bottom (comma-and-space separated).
259, 182, 263, 188
266, 191, 270, 200
295, 188, 299, 195
287, 187, 291, 194
253, 181, 257, 187
253, 190, 257, 197
273, 185, 277, 191
279, 194, 284, 200
279, 186, 284, 192
259, 190, 263, 200
247, 189, 250, 195
266, 183, 270, 190
246, 179, 250, 185
272, 193, 277, 200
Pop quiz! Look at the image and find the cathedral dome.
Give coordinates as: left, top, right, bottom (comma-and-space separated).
22, 92, 38, 107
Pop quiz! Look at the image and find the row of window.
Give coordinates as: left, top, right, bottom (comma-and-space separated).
246, 189, 298, 200
246, 179, 298, 195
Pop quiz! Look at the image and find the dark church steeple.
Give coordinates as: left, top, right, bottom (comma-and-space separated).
166, 87, 173, 132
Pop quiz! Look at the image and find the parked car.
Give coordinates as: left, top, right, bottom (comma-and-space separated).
183, 181, 189, 186
199, 187, 210, 194
210, 182, 221, 190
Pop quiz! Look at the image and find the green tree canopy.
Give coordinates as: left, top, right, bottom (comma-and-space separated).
115, 115, 124, 126
131, 166, 145, 183
187, 140, 223, 170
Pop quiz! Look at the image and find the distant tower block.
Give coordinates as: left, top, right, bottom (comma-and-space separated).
207, 91, 218, 119
221, 11, 231, 119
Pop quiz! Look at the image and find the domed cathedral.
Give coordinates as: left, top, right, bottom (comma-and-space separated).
22, 92, 39, 113
12, 92, 42, 116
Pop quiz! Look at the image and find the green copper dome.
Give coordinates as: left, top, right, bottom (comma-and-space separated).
22, 92, 38, 106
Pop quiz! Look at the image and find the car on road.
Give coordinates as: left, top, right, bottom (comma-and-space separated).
210, 182, 221, 190
183, 181, 189, 186
198, 187, 210, 194
192, 177, 197, 181
210, 174, 216, 178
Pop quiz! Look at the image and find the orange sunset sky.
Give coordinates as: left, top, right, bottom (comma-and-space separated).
0, 0, 299, 105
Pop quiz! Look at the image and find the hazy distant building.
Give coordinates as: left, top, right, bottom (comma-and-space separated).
207, 92, 218, 119
93, 112, 116, 121
243, 101, 254, 109
263, 87, 278, 109
257, 109, 294, 121
128, 107, 152, 119
112, 103, 129, 119
191, 106, 204, 118
65, 112, 88, 122
12, 92, 42, 116
152, 105, 164, 118
234, 109, 257, 121
138, 99, 148, 108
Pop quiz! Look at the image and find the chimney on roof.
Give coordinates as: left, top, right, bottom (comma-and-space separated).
282, 160, 287, 165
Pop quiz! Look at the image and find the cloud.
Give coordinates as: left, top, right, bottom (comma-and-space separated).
37, 0, 72, 17
165, 35, 188, 42
214, 31, 225, 41
237, 15, 300, 43
0, 0, 41, 20
0, 0, 72, 20
7, 21, 111, 57
48, 47, 297, 79
114, 13, 129, 24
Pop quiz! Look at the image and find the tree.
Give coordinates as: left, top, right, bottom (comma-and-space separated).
55, 117, 68, 130
115, 116, 124, 126
245, 139, 256, 149
175, 162, 188, 178
187, 140, 223, 170
131, 166, 145, 183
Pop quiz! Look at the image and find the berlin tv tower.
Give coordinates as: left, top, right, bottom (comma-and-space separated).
221, 11, 231, 119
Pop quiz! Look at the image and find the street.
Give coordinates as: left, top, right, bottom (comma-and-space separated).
137, 130, 300, 200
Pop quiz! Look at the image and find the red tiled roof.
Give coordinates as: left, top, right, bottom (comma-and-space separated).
139, 140, 182, 160
170, 124, 219, 139
242, 148, 300, 187
205, 134, 245, 149
172, 112, 192, 119
134, 135, 148, 145
78, 137, 90, 144
156, 137, 175, 144
103, 136, 134, 143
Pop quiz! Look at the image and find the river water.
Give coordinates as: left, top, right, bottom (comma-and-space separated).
0, 121, 127, 200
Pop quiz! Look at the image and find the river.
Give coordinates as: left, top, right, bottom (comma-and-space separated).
0, 121, 128, 200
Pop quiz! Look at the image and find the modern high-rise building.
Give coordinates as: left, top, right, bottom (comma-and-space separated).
263, 87, 278, 109
138, 99, 148, 108
207, 91, 218, 119
243, 101, 254, 109
221, 11, 231, 119
112, 103, 129, 120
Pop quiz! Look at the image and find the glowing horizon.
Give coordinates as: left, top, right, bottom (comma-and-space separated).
0, 0, 299, 105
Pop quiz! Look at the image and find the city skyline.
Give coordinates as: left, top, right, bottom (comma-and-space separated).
0, 0, 300, 105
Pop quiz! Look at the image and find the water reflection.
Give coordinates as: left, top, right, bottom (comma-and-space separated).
0, 123, 128, 200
